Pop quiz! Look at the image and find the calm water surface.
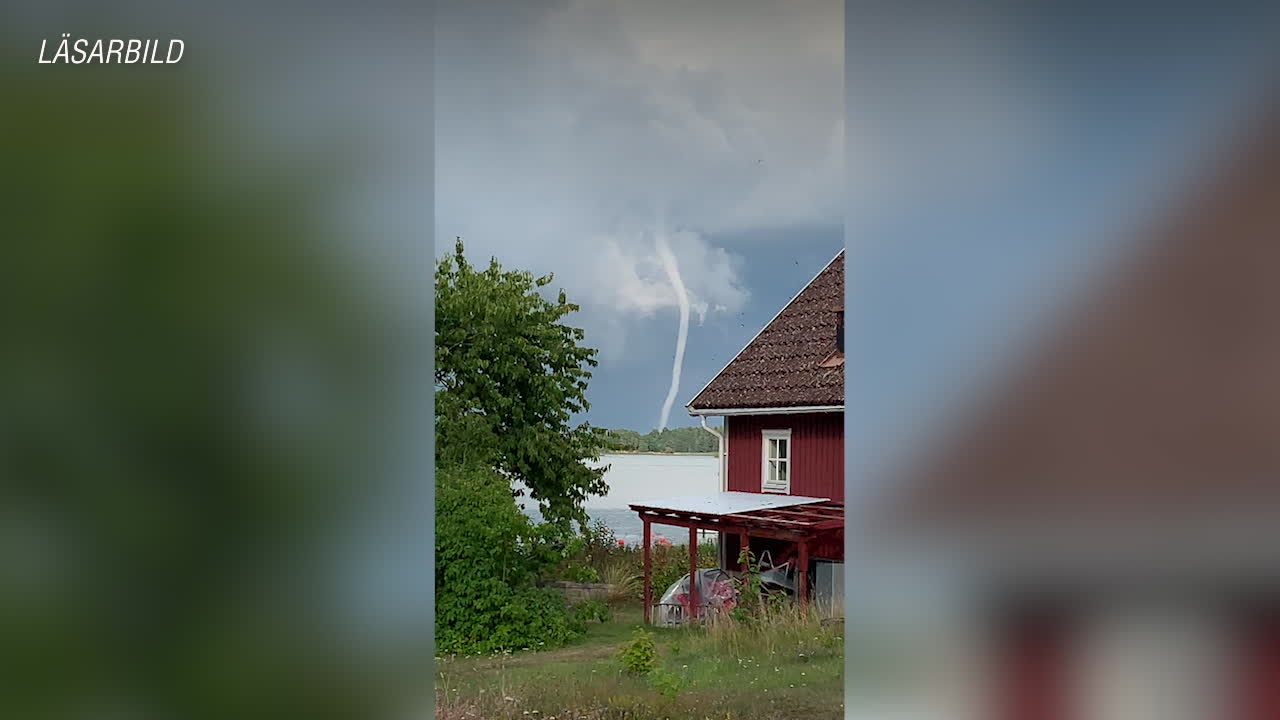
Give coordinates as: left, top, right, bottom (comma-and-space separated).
521, 453, 719, 545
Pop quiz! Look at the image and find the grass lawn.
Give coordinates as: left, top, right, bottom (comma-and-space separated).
436, 603, 844, 720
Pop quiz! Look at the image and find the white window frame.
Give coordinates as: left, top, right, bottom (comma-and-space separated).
760, 429, 792, 494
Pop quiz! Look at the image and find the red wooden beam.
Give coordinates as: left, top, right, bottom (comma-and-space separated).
797, 540, 809, 614
773, 507, 844, 517
746, 511, 845, 525
732, 506, 845, 522
629, 502, 845, 526
632, 512, 811, 542
726, 513, 814, 527
761, 502, 840, 513
688, 526, 698, 620
633, 513, 744, 532
643, 518, 652, 625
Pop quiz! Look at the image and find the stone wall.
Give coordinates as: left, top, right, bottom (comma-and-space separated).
546, 581, 614, 603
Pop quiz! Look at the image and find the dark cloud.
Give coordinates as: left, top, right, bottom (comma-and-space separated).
435, 0, 843, 415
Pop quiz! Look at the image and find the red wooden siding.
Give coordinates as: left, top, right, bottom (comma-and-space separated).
726, 413, 843, 501
808, 529, 843, 561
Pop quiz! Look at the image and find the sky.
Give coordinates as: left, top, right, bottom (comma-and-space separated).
434, 0, 844, 431
843, 2, 1280, 502
434, 0, 1277, 470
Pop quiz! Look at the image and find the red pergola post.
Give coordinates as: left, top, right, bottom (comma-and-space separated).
797, 539, 809, 613
688, 526, 699, 620
642, 517, 652, 624
738, 532, 749, 573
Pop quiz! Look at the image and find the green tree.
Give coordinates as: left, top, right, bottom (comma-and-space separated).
599, 425, 719, 453
435, 239, 608, 528
604, 428, 644, 452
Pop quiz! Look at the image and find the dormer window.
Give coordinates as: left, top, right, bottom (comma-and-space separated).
761, 429, 791, 494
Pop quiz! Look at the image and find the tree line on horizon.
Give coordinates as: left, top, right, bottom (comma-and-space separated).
602, 425, 721, 454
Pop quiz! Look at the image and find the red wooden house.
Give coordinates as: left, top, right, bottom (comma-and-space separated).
882, 90, 1280, 719
630, 251, 845, 621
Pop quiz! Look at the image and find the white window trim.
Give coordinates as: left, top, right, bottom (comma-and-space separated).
761, 429, 792, 494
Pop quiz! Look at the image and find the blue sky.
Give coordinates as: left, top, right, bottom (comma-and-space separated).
844, 3, 1280, 497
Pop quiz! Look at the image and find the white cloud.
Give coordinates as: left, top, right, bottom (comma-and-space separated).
436, 0, 841, 341
589, 227, 749, 324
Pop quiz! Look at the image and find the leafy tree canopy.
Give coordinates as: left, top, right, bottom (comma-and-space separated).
435, 239, 608, 528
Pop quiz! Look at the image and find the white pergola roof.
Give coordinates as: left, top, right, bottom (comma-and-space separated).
630, 491, 828, 516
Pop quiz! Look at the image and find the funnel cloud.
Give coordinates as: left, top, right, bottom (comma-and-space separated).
435, 0, 844, 429
655, 231, 691, 429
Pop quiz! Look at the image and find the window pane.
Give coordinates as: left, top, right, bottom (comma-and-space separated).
767, 459, 777, 482
777, 438, 788, 459
778, 460, 788, 483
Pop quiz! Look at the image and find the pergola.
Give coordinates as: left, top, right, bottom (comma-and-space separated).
628, 493, 844, 623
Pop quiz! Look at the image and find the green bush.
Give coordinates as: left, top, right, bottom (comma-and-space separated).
580, 519, 618, 569
646, 667, 686, 699
436, 463, 583, 655
571, 598, 612, 624
561, 563, 600, 583
728, 548, 791, 627
617, 628, 658, 675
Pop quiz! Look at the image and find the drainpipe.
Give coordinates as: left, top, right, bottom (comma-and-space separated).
699, 415, 725, 492
699, 415, 728, 567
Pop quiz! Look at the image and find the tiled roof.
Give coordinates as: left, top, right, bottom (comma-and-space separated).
688, 251, 844, 412
893, 90, 1280, 528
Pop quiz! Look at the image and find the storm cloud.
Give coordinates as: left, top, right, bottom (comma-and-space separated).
435, 0, 843, 425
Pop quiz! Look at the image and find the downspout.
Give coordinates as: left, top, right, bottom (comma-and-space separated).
699, 415, 725, 492
699, 414, 728, 568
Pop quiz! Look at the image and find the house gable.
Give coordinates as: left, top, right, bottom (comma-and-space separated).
688, 251, 845, 413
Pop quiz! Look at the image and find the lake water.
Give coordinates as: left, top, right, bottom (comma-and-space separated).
521, 453, 720, 546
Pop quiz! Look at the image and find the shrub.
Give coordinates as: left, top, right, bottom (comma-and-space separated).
561, 563, 601, 583
728, 548, 783, 625
599, 564, 641, 605
646, 667, 685, 699
617, 628, 658, 675
572, 598, 612, 624
581, 518, 618, 561
436, 463, 583, 655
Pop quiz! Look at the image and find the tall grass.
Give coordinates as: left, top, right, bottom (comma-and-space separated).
693, 597, 844, 659
562, 519, 718, 603
435, 598, 846, 720
597, 563, 641, 604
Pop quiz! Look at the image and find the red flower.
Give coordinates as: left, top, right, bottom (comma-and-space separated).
617, 538, 626, 547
